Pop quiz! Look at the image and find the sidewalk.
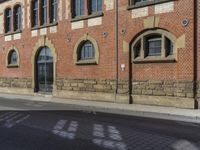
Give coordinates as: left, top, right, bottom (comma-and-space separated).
0, 93, 200, 123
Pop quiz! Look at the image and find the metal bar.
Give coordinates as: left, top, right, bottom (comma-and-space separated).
194, 0, 198, 109
115, 0, 119, 102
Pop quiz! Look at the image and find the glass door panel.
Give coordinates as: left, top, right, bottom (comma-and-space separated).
36, 47, 53, 93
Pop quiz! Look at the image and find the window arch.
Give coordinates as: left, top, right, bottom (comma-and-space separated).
14, 4, 22, 31
5, 8, 12, 33
131, 29, 176, 63
73, 34, 99, 65
7, 49, 19, 67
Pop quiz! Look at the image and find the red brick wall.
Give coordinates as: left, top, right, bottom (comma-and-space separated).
0, 0, 195, 85
118, 0, 194, 81
0, 1, 117, 79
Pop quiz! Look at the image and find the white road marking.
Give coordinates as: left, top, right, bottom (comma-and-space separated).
0, 112, 31, 128
0, 112, 13, 118
92, 124, 127, 150
52, 120, 78, 140
0, 112, 18, 121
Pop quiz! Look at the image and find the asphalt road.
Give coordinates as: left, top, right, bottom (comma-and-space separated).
0, 98, 200, 150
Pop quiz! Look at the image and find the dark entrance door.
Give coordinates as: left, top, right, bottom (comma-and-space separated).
36, 47, 53, 92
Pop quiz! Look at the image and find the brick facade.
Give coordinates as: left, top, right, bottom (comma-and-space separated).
0, 0, 198, 108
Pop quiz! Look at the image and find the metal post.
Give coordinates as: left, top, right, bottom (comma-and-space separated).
115, 0, 119, 102
194, 0, 198, 109
45, 47, 47, 93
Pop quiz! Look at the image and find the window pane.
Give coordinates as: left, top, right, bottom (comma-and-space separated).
50, 0, 57, 23
5, 9, 12, 33
166, 37, 173, 55
14, 5, 21, 31
134, 40, 141, 58
91, 0, 97, 12
32, 0, 38, 27
147, 36, 161, 56
97, 0, 102, 11
41, 0, 47, 25
90, 0, 102, 14
133, 0, 148, 5
74, 0, 84, 17
79, 41, 95, 60
9, 51, 18, 65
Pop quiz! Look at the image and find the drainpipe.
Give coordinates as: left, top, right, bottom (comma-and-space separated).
115, 0, 119, 102
194, 0, 198, 109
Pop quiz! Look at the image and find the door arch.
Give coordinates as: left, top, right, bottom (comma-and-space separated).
35, 46, 54, 92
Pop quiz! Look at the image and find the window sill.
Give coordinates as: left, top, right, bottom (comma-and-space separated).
133, 56, 176, 63
76, 59, 97, 65
71, 12, 103, 22
7, 64, 19, 68
127, 0, 175, 10
4, 30, 22, 36
31, 22, 58, 30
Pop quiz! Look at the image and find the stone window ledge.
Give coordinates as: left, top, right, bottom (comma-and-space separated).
31, 22, 58, 30
4, 30, 22, 36
127, 0, 175, 10
133, 56, 176, 63
71, 12, 103, 22
7, 64, 19, 68
76, 59, 97, 65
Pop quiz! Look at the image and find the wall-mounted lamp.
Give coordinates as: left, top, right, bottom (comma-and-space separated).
102, 32, 108, 38
120, 28, 126, 35
181, 19, 189, 27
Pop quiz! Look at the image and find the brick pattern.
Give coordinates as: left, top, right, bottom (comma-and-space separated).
132, 80, 194, 98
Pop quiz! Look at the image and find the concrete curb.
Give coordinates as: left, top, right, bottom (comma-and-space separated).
0, 93, 200, 123
49, 102, 200, 124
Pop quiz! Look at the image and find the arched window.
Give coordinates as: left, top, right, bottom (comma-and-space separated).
50, 0, 57, 23
73, 35, 99, 65
5, 8, 12, 33
32, 0, 39, 27
8, 50, 18, 66
78, 41, 95, 60
132, 29, 176, 62
14, 5, 22, 31
36, 47, 54, 92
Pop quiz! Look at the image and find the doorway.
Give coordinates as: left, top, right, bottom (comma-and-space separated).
36, 46, 53, 93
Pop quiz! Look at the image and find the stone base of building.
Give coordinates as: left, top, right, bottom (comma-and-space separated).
0, 77, 198, 109
54, 90, 129, 104
132, 95, 195, 109
0, 87, 129, 104
0, 87, 33, 96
